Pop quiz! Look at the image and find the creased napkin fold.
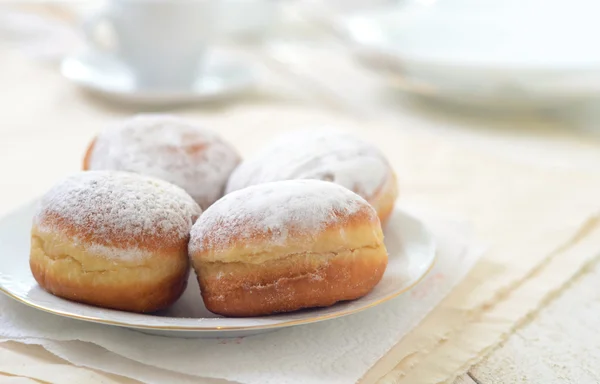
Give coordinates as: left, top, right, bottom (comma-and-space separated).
0, 208, 483, 384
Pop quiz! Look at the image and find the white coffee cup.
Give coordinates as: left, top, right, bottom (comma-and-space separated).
84, 0, 217, 89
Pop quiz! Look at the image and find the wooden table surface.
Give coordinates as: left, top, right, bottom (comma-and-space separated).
389, 110, 600, 384
298, 46, 600, 384
464, 264, 600, 384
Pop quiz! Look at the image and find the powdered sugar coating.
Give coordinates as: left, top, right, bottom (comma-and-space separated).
225, 131, 392, 200
189, 179, 377, 254
87, 114, 240, 210
34, 171, 202, 261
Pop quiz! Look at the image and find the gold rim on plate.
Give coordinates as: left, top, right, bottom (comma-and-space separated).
0, 256, 436, 332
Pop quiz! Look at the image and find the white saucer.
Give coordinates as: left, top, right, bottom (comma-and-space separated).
0, 201, 435, 338
338, 1, 600, 108
61, 50, 256, 106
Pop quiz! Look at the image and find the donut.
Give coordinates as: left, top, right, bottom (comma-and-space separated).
189, 179, 388, 317
30, 171, 202, 313
225, 131, 398, 224
83, 114, 241, 210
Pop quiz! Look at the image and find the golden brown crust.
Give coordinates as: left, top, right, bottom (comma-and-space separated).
36, 211, 190, 256
192, 205, 381, 264
34, 171, 202, 255
31, 171, 201, 312
30, 227, 189, 313
196, 244, 387, 317
368, 172, 399, 226
191, 216, 388, 317
82, 137, 96, 170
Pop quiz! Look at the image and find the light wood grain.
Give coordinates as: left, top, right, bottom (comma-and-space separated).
0, 374, 40, 384
471, 262, 600, 384
454, 374, 478, 384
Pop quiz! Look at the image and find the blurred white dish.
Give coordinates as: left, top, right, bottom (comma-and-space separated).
218, 0, 279, 41
339, 1, 600, 107
0, 202, 435, 338
82, 0, 218, 88
61, 49, 256, 106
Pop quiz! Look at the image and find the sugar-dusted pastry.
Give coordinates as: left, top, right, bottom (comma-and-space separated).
30, 171, 202, 313
84, 114, 240, 210
226, 131, 398, 224
189, 179, 388, 317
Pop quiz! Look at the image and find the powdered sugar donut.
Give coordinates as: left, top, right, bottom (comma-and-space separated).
226, 131, 398, 224
189, 179, 388, 317
30, 171, 202, 313
84, 114, 241, 210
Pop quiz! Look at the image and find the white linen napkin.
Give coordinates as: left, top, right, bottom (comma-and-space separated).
0, 209, 483, 384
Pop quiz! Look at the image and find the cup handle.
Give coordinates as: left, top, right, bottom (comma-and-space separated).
82, 10, 117, 52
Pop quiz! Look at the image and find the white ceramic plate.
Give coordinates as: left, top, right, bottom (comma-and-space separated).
0, 202, 435, 338
338, 1, 600, 108
61, 50, 256, 107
